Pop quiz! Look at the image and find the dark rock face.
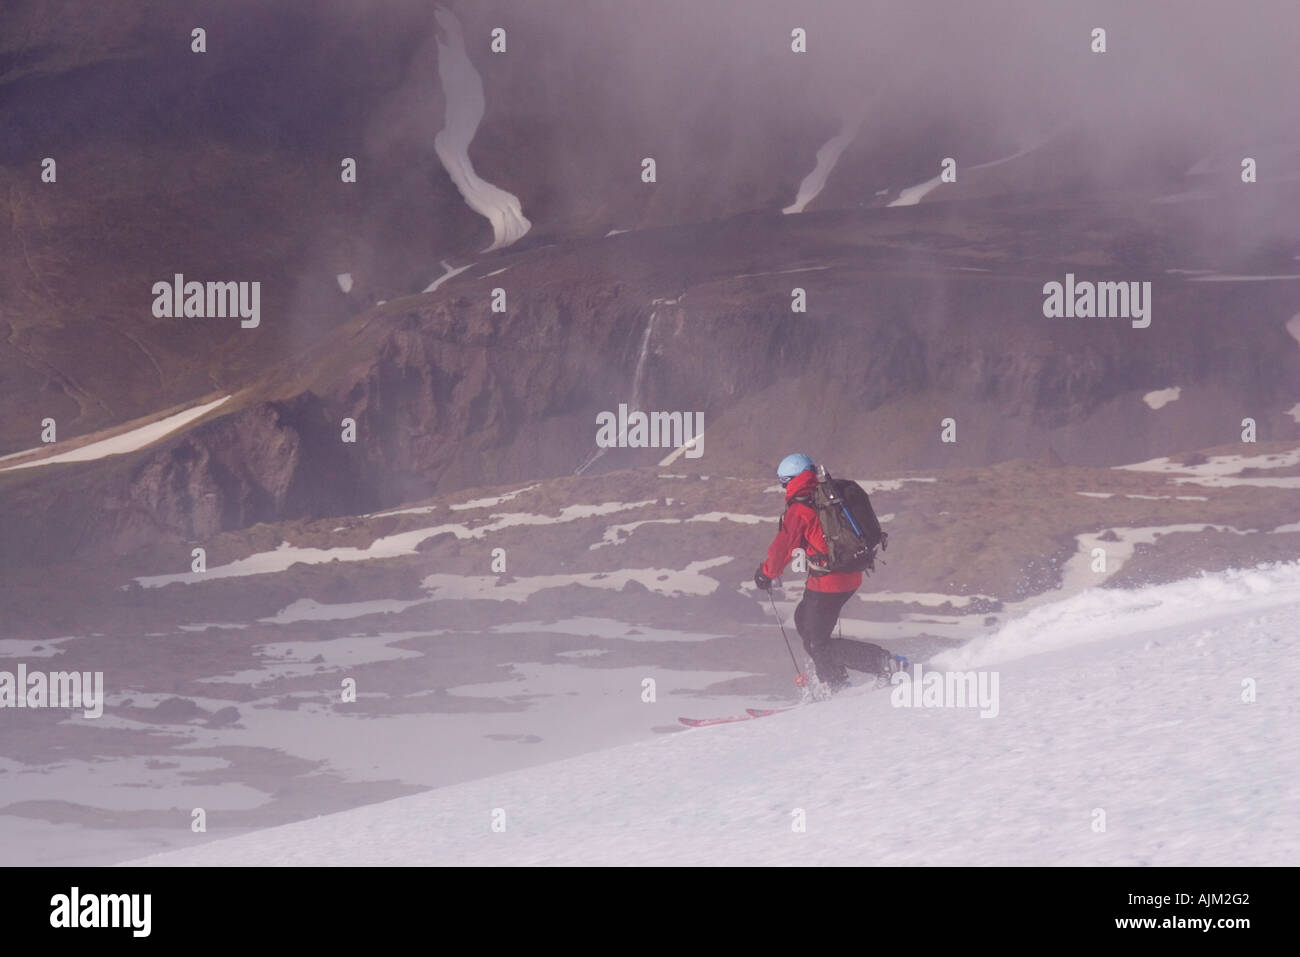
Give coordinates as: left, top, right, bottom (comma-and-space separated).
89, 394, 370, 551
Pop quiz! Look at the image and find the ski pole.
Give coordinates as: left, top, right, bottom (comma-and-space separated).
768, 588, 809, 687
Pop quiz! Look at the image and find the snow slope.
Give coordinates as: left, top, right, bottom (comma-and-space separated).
131, 563, 1300, 866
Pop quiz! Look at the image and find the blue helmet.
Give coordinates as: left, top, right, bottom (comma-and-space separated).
776, 452, 815, 485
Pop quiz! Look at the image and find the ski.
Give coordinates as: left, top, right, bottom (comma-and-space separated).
679, 657, 915, 726
678, 708, 787, 727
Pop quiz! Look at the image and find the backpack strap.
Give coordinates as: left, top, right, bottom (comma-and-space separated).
782, 494, 829, 571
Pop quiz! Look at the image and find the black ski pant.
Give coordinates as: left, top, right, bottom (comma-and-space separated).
793, 588, 890, 681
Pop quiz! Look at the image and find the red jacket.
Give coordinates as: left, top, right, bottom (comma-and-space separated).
761, 470, 863, 593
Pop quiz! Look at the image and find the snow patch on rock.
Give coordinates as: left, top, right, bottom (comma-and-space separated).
0, 396, 231, 473
783, 112, 863, 215
433, 7, 531, 251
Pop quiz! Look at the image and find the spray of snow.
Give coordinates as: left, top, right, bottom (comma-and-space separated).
433, 7, 531, 251
1055, 524, 1251, 598
934, 561, 1300, 669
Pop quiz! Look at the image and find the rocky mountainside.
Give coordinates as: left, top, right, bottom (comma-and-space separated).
3, 195, 1298, 565
1, 0, 1298, 565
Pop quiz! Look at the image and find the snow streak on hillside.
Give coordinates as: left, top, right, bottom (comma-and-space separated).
132, 563, 1300, 867
783, 112, 863, 214
888, 136, 1052, 207
433, 7, 531, 251
0, 396, 230, 472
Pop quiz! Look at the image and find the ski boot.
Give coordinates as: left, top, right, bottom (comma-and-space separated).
873, 651, 911, 687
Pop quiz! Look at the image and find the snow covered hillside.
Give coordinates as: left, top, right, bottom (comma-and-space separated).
131, 563, 1300, 866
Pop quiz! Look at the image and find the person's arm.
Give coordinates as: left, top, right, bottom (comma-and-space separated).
761, 505, 807, 578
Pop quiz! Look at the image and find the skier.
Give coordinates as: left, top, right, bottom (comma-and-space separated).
753, 453, 897, 692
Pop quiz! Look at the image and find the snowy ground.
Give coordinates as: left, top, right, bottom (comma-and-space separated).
130, 563, 1300, 866
1117, 448, 1300, 490
0, 613, 766, 866
6, 458, 1294, 866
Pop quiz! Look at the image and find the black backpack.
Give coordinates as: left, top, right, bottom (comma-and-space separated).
790, 469, 887, 575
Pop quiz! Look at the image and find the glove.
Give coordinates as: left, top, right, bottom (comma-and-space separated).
754, 566, 773, 592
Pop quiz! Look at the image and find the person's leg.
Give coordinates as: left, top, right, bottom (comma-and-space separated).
820, 590, 892, 676
832, 635, 891, 675
794, 590, 845, 683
